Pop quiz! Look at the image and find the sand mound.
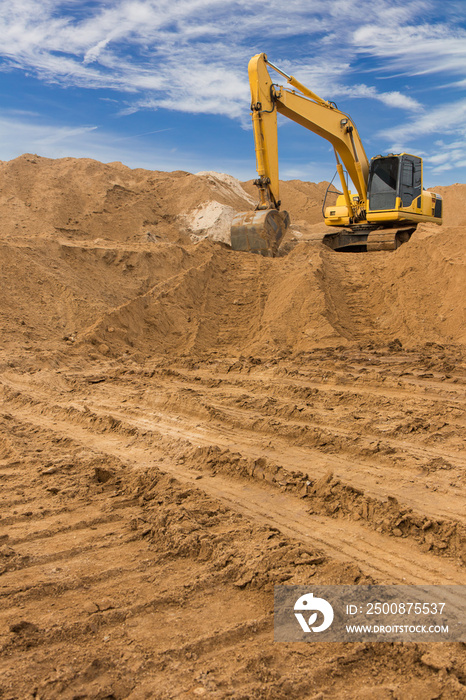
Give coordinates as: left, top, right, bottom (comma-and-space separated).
82, 226, 465, 359
0, 154, 464, 367
81, 241, 340, 358
0, 155, 253, 247
317, 225, 466, 346
429, 183, 466, 227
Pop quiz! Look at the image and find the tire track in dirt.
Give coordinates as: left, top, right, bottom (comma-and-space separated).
317, 253, 385, 341
2, 359, 465, 560
1, 390, 463, 587
1, 342, 464, 700
2, 412, 271, 699
6, 362, 464, 523
1, 404, 325, 700
151, 365, 466, 434
168, 360, 466, 404
79, 397, 466, 525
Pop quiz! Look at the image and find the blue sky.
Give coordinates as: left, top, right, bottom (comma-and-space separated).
0, 0, 465, 187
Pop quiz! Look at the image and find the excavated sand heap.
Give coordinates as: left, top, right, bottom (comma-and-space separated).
0, 154, 464, 365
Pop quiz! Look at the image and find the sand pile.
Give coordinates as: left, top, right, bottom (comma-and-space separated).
82, 241, 341, 358
0, 155, 255, 246
429, 183, 466, 227
0, 154, 464, 365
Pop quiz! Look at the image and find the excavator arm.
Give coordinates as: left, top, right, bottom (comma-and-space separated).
249, 52, 369, 218
231, 53, 370, 255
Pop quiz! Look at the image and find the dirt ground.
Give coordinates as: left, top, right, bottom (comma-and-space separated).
0, 155, 465, 699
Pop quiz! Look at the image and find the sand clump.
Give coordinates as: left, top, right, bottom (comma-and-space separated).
184, 200, 238, 244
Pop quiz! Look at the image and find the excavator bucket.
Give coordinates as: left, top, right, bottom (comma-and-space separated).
230, 209, 290, 257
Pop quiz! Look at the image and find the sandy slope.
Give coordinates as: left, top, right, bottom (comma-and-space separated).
0, 155, 465, 699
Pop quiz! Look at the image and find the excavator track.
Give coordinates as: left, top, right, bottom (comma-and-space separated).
322, 226, 415, 252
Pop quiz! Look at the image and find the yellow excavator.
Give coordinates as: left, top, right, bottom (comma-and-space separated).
231, 53, 443, 255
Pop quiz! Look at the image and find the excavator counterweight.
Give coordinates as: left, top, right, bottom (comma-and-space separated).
232, 53, 442, 256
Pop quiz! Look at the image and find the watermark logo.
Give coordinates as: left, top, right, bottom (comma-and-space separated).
294, 592, 334, 633
275, 586, 465, 642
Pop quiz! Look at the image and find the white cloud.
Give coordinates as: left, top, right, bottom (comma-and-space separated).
0, 116, 99, 156
380, 99, 466, 179
425, 140, 466, 174
337, 83, 422, 111
382, 98, 466, 147
0, 112, 253, 176
352, 22, 466, 78
0, 0, 437, 118
375, 91, 422, 111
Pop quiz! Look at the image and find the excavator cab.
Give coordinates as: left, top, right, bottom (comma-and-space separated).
368, 155, 403, 211
323, 153, 443, 251
366, 154, 442, 224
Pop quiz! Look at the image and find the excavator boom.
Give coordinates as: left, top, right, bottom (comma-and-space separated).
248, 54, 369, 210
